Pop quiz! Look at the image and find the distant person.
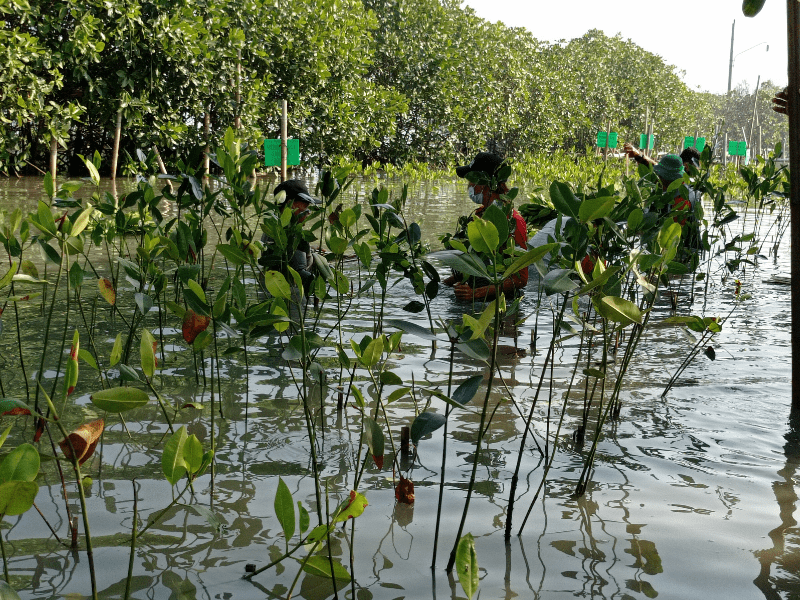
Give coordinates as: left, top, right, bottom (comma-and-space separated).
259, 179, 319, 291
443, 151, 529, 300
623, 143, 701, 172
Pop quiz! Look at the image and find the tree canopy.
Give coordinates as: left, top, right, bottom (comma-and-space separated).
0, 0, 786, 175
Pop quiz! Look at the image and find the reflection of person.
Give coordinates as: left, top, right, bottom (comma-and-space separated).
444, 152, 529, 300
259, 179, 319, 291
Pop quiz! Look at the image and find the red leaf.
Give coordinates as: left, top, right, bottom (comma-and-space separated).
3, 407, 30, 416
395, 476, 415, 504
59, 419, 104, 465
182, 309, 210, 344
372, 454, 384, 469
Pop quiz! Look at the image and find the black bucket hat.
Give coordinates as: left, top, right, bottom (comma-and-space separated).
455, 152, 505, 180
274, 179, 320, 204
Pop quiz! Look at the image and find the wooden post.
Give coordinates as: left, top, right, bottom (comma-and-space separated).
644, 107, 650, 157
281, 99, 288, 182
111, 107, 123, 181
400, 426, 410, 455
786, 0, 800, 409
203, 110, 211, 177
724, 132, 729, 166
49, 135, 58, 183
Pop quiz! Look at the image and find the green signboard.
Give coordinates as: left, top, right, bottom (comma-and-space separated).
727, 140, 747, 157
639, 134, 655, 150
596, 131, 618, 147
683, 136, 706, 151
264, 139, 300, 167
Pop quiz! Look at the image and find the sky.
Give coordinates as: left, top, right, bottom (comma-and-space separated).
462, 0, 788, 95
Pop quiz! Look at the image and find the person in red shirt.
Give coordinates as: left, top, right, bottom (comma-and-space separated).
444, 152, 529, 300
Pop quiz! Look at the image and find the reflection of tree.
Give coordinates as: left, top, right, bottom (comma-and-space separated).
753, 406, 800, 599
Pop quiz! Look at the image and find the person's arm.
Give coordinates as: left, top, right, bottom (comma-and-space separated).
623, 142, 656, 167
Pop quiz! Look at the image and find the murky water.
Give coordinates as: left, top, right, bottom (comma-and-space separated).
0, 176, 796, 600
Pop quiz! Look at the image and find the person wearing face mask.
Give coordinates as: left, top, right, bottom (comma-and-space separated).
443, 151, 529, 300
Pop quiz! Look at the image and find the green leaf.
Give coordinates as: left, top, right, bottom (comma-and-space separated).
109, 333, 123, 367
332, 491, 368, 523
359, 336, 384, 368
263, 270, 292, 299
0, 400, 31, 417
543, 269, 578, 296
410, 411, 446, 445
298, 501, 310, 533
362, 417, 384, 469
90, 387, 150, 412
501, 243, 559, 280
0, 443, 39, 483
72, 205, 93, 237
578, 196, 615, 223
549, 181, 580, 220
0, 261, 17, 291
705, 346, 716, 361
0, 579, 23, 599
216, 243, 248, 266
453, 374, 484, 406
456, 533, 479, 600
302, 556, 351, 582
162, 426, 188, 486
742, 0, 766, 17
140, 328, 156, 378
379, 371, 403, 386
385, 319, 438, 341
275, 477, 296, 543
627, 208, 644, 233
594, 296, 643, 326
578, 265, 621, 297
0, 481, 37, 516
467, 218, 499, 254
182, 435, 203, 474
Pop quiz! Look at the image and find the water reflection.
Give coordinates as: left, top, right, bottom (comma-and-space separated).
754, 406, 800, 599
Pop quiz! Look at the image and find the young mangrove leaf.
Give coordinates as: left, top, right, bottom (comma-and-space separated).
117, 364, 141, 383
578, 265, 621, 297
162, 426, 188, 486
59, 419, 104, 466
502, 243, 559, 280
594, 296, 643, 327
0, 579, 23, 599
98, 278, 116, 305
140, 329, 156, 378
275, 478, 296, 545
543, 269, 578, 296
379, 371, 403, 386
452, 374, 485, 406
109, 333, 123, 367
216, 243, 248, 266
192, 330, 213, 352
0, 443, 40, 482
462, 300, 497, 341
90, 387, 150, 413
359, 336, 384, 368
134, 293, 153, 316
578, 195, 615, 224
301, 556, 351, 582
182, 435, 203, 475
402, 300, 425, 313
583, 368, 606, 379
410, 411, 446, 445
549, 181, 580, 220
456, 533, 479, 600
298, 502, 310, 534
0, 425, 12, 450
263, 270, 291, 300
332, 490, 368, 523
467, 218, 499, 254
455, 338, 491, 362
0, 261, 18, 291
0, 481, 38, 516
351, 385, 366, 409
385, 318, 439, 341
362, 417, 385, 469
63, 330, 79, 396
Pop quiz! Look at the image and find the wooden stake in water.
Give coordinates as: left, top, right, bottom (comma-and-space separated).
281, 99, 288, 182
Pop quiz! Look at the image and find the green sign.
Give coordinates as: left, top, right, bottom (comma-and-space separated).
596, 131, 618, 147
639, 134, 655, 150
683, 136, 706, 151
264, 139, 300, 167
727, 140, 747, 157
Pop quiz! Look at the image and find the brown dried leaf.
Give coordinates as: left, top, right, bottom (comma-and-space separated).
395, 476, 415, 504
59, 419, 104, 466
98, 278, 116, 305
182, 309, 211, 344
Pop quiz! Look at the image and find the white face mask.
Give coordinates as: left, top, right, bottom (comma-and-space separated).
468, 186, 483, 205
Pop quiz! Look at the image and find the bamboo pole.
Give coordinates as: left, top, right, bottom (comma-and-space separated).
111, 107, 123, 181
281, 99, 288, 182
203, 110, 211, 176
49, 135, 58, 182
235, 49, 242, 130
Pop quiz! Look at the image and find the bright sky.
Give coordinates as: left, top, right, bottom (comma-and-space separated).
462, 0, 788, 95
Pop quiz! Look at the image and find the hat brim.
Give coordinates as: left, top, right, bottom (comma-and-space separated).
296, 192, 321, 205
455, 165, 471, 178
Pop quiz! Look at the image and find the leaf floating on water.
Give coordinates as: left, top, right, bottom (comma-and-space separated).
59, 419, 104, 465
98, 278, 116, 305
395, 476, 414, 504
182, 309, 211, 344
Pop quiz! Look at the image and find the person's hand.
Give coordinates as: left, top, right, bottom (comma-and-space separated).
443, 273, 460, 287
773, 88, 789, 115
454, 283, 493, 300
623, 142, 641, 160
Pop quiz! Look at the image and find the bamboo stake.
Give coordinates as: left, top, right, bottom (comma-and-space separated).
281, 99, 288, 182
111, 106, 123, 180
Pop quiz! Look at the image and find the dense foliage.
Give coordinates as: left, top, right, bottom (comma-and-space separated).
0, 0, 788, 175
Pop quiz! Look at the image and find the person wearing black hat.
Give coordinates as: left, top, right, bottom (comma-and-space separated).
445, 152, 529, 300
259, 179, 320, 291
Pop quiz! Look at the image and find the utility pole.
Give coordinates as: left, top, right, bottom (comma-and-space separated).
728, 20, 736, 94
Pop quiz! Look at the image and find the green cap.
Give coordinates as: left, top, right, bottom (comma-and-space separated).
653, 154, 685, 182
